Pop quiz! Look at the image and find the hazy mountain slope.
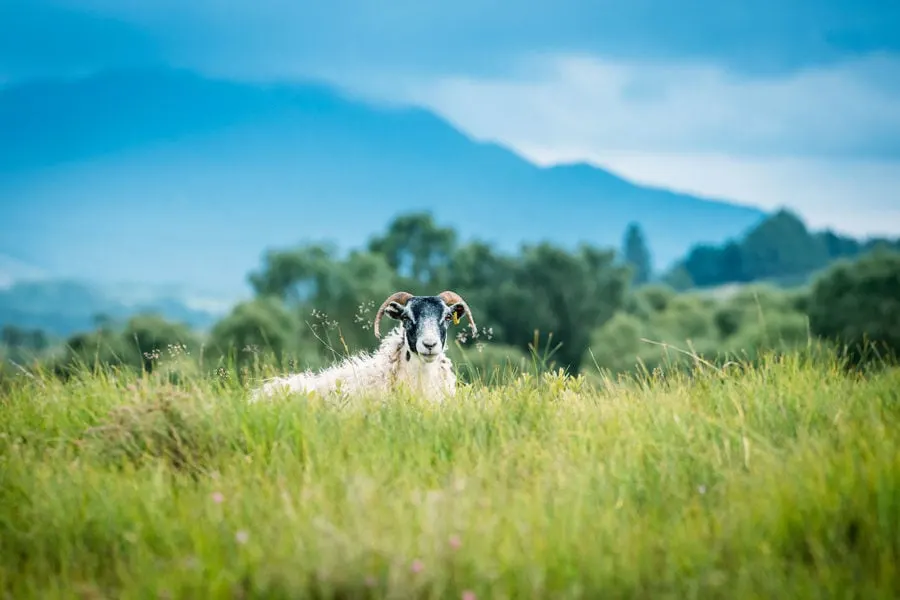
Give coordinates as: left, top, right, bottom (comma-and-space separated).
0, 68, 767, 297
0, 279, 221, 337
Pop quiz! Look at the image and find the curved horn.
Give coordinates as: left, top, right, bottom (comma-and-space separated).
373, 291, 414, 338
439, 290, 477, 335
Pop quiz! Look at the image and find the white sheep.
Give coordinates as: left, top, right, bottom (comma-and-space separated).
249, 290, 477, 403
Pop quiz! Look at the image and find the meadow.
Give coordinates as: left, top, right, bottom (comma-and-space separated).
1, 344, 898, 599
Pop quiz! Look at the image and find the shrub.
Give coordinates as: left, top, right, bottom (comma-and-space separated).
808, 249, 900, 361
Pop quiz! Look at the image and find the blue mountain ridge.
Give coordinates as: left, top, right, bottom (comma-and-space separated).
0, 67, 767, 301
0, 278, 221, 337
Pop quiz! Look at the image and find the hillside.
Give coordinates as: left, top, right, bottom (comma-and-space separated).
0, 279, 222, 337
0, 67, 766, 299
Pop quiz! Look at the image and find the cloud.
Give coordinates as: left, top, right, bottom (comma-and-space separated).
4, 0, 898, 239
325, 52, 900, 237
388, 53, 900, 159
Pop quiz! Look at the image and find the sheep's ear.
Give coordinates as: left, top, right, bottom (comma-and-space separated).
384, 302, 408, 320
438, 290, 477, 335
373, 291, 414, 338
447, 303, 466, 323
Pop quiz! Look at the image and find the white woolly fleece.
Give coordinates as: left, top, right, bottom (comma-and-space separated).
249, 325, 457, 403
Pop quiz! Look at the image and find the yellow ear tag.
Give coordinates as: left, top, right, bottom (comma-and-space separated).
452, 312, 460, 325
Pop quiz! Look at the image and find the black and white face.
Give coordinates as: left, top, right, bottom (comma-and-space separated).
384, 296, 465, 362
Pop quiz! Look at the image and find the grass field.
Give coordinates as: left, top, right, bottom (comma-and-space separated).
1, 349, 899, 599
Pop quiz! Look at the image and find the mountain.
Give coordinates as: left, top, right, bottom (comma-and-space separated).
0, 278, 223, 337
0, 67, 767, 299
0, 253, 47, 289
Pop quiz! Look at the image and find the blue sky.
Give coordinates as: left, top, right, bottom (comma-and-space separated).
3, 0, 900, 237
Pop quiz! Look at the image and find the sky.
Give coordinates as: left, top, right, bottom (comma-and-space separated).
2, 0, 900, 238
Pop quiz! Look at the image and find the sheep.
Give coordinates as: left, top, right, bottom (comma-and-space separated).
249, 290, 477, 403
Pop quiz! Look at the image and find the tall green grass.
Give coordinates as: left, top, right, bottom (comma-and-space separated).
1, 348, 898, 599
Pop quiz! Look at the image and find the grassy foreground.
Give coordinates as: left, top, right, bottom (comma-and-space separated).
1, 351, 899, 599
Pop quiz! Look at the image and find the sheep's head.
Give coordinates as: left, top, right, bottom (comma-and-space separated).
373, 290, 477, 361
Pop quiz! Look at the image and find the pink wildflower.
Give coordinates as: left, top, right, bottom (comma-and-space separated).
462, 591, 476, 600
411, 559, 424, 574
448, 534, 462, 550
211, 492, 224, 503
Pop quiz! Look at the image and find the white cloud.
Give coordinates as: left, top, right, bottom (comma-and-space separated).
339, 52, 900, 237
394, 52, 900, 157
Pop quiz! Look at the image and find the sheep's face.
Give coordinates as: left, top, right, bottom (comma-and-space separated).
384, 296, 464, 362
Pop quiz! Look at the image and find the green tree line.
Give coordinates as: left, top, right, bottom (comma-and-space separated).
665, 209, 900, 289
2, 211, 899, 385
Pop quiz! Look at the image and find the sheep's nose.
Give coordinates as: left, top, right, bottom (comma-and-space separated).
423, 340, 437, 351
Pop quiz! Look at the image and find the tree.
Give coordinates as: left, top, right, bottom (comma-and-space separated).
807, 249, 900, 360
628, 284, 677, 318
248, 243, 339, 304
681, 244, 726, 288
209, 297, 304, 370
247, 244, 399, 353
1, 325, 48, 352
367, 212, 457, 288
0, 325, 49, 365
666, 210, 899, 290
121, 314, 198, 372
53, 329, 127, 377
661, 264, 693, 291
505, 242, 630, 370
48, 313, 197, 376
444, 240, 519, 342
585, 312, 646, 375
718, 241, 746, 283
622, 222, 652, 286
739, 209, 829, 281
818, 230, 861, 260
